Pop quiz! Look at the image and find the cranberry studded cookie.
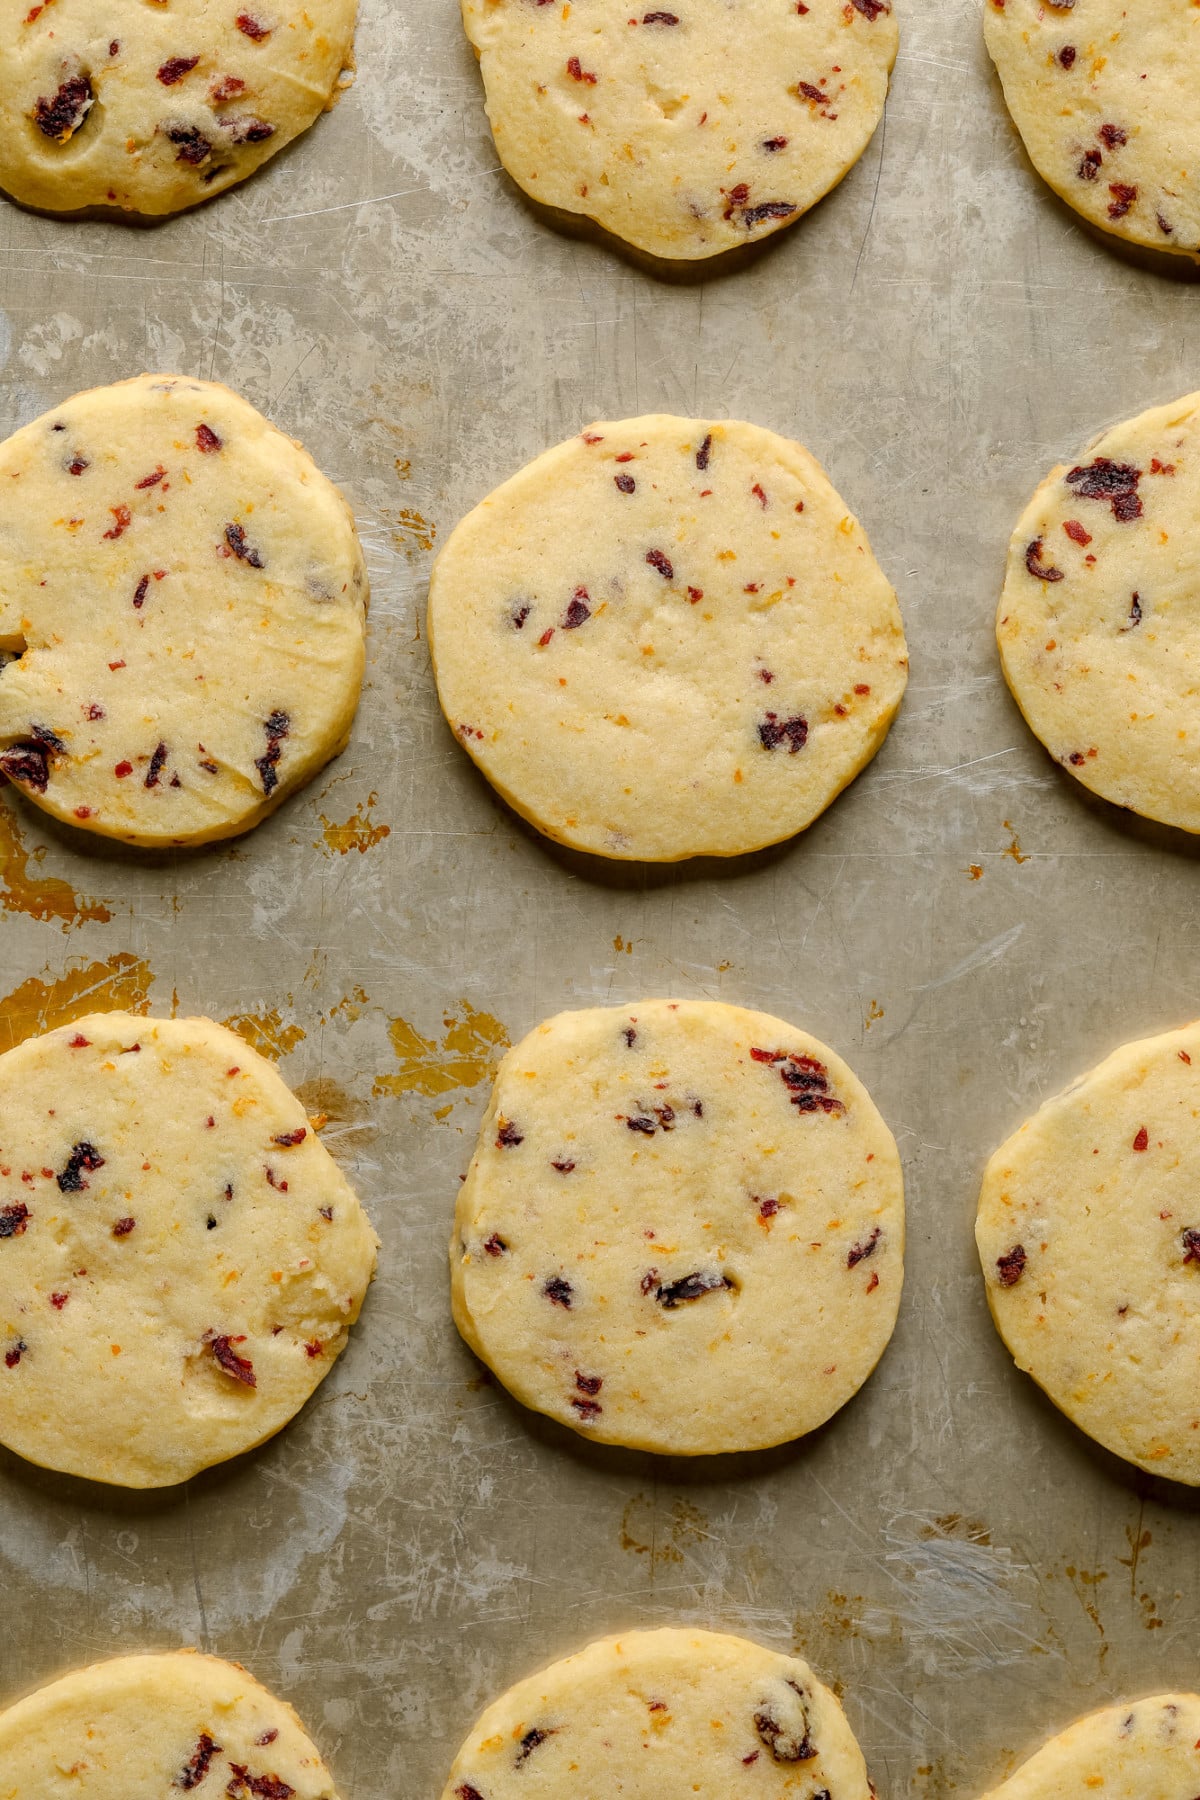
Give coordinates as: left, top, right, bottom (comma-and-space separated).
461, 0, 898, 260
997, 390, 1200, 833
441, 1629, 874, 1800
985, 0, 1200, 256
429, 417, 908, 861
0, 374, 367, 847
0, 1651, 344, 1798
977, 1021, 1200, 1485
1, 0, 357, 215
0, 1012, 378, 1487
451, 1000, 904, 1455
976, 1696, 1200, 1800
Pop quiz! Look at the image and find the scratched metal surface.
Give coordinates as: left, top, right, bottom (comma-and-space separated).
1, 0, 1200, 1795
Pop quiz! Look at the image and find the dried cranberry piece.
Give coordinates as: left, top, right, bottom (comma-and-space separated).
543, 1275, 573, 1307
996, 1244, 1027, 1287
510, 602, 530, 629
1065, 457, 1142, 520
145, 741, 169, 788
496, 1119, 524, 1148
741, 201, 797, 226
0, 1204, 30, 1238
1077, 147, 1102, 181
113, 1216, 136, 1237
57, 1141, 104, 1193
1182, 1228, 1200, 1266
562, 591, 591, 628
176, 1734, 222, 1790
255, 710, 289, 794
67, 453, 89, 475
1058, 44, 1076, 66
5, 1340, 27, 1370
1098, 122, 1127, 148
224, 521, 265, 567
626, 1114, 656, 1134
851, 0, 889, 15
226, 1768, 294, 1800
758, 713, 808, 752
272, 1127, 307, 1147
236, 13, 271, 37
847, 1225, 882, 1268
456, 1789, 486, 1800
645, 548, 674, 580
483, 1233, 508, 1256
762, 135, 789, 150
134, 573, 151, 609
567, 54, 597, 81
515, 1727, 555, 1764
1024, 538, 1064, 582
614, 472, 636, 494
158, 56, 200, 85
653, 1270, 731, 1308
575, 1370, 603, 1394
753, 1685, 815, 1762
1062, 518, 1091, 546
220, 115, 276, 145
622, 1025, 637, 1047
196, 422, 223, 453
1122, 592, 1142, 630
551, 1159, 576, 1173
570, 1396, 602, 1420
1107, 181, 1137, 220
209, 1333, 256, 1387
642, 10, 680, 20
33, 72, 93, 141
166, 124, 213, 165
0, 741, 51, 791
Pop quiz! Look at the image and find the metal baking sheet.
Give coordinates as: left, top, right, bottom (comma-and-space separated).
3, 2, 1200, 1795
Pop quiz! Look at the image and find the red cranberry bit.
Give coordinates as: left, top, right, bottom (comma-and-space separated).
562, 591, 591, 628
57, 1140, 104, 1193
758, 713, 809, 752
614, 472, 636, 493
145, 741, 169, 789
1182, 1228, 1200, 1266
687, 586, 703, 602
696, 433, 713, 471
575, 1370, 603, 1394
1099, 122, 1127, 148
104, 504, 132, 540
264, 1166, 288, 1192
851, 0, 889, 14
751, 483, 768, 507
158, 55, 199, 84
136, 465, 167, 489
1107, 182, 1138, 220
176, 1733, 222, 1790
456, 1789, 486, 1800
1063, 518, 1091, 546
220, 115, 276, 145
571, 1395, 602, 1420
226, 1767, 294, 1800
543, 1275, 573, 1307
48, 1290, 68, 1309
256, 1732, 279, 1748
1024, 538, 1064, 582
1158, 212, 1174, 235
33, 72, 93, 141
67, 453, 89, 476
847, 1225, 882, 1268
646, 548, 674, 580
112, 1216, 136, 1237
304, 1340, 324, 1358
653, 1270, 732, 1308
510, 602, 531, 629
114, 760, 133, 779
134, 574, 151, 609
515, 1729, 556, 1767
537, 627, 554, 646
483, 1233, 508, 1256
194, 421, 224, 454
762, 135, 789, 150
255, 709, 289, 794
1121, 592, 1142, 630
626, 1112, 657, 1135
996, 1244, 1027, 1287
0, 1204, 30, 1239
567, 55, 597, 81
1133, 1125, 1149, 1151
0, 741, 52, 792
622, 1025, 638, 1047
69, 1033, 91, 1047
551, 1158, 576, 1173
742, 1753, 761, 1767
642, 10, 680, 20
272, 1127, 307, 1147
496, 1119, 524, 1148
5, 1340, 27, 1370
1058, 44, 1076, 66
1077, 147, 1102, 181
110, 40, 120, 55
1065, 457, 1142, 520
223, 521, 265, 567
209, 1332, 257, 1387
1150, 458, 1176, 475
236, 12, 272, 36
165, 123, 213, 165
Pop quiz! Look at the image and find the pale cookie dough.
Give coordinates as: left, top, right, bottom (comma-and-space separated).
0, 374, 368, 847
441, 1629, 872, 1800
0, 1011, 378, 1487
428, 417, 908, 861
997, 391, 1200, 833
451, 999, 904, 1455
986, 0, 1200, 257
0, 0, 356, 216
977, 1695, 1200, 1800
976, 1020, 1200, 1485
462, 0, 898, 260
0, 1650, 342, 1799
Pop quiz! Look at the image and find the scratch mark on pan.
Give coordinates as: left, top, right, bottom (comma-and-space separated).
914, 923, 1025, 993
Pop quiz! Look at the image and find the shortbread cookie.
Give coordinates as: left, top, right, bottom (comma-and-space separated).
451, 999, 904, 1454
0, 1651, 342, 1798
1, 0, 356, 216
997, 391, 1200, 833
977, 1020, 1200, 1484
986, 0, 1200, 256
978, 1695, 1200, 1800
462, 0, 898, 260
441, 1629, 872, 1800
0, 1011, 378, 1487
0, 374, 368, 847
428, 417, 907, 861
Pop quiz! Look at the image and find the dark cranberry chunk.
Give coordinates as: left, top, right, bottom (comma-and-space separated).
255, 709, 289, 794
615, 472, 636, 494
483, 1233, 508, 1256
543, 1275, 573, 1307
653, 1270, 732, 1308
741, 201, 798, 227
57, 1141, 104, 1193
562, 590, 591, 628
166, 123, 213, 165
226, 1768, 294, 1800
209, 1332, 256, 1387
758, 713, 808, 752
515, 1727, 555, 1764
196, 422, 223, 453
696, 432, 713, 470
645, 548, 674, 580
224, 521, 265, 566
496, 1119, 524, 1148
113, 1216, 136, 1237
847, 1225, 882, 1268
754, 1683, 815, 1763
997, 1244, 1027, 1287
33, 73, 93, 141
1182, 1228, 1200, 1266
1065, 457, 1142, 521
236, 13, 271, 37
158, 56, 200, 85
1098, 122, 1127, 148
642, 10, 681, 20
5, 1340, 27, 1370
145, 741, 169, 789
1024, 538, 1064, 582
273, 1127, 307, 1147
1107, 181, 1137, 220
575, 1370, 603, 1394
220, 114, 276, 144
0, 1204, 30, 1238
851, 0, 889, 15
1078, 147, 1102, 181
176, 1734, 222, 1790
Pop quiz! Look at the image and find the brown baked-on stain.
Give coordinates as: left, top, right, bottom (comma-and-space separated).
966, 863, 983, 881
1002, 821, 1030, 865
220, 1006, 306, 1060
0, 797, 111, 929
390, 508, 437, 557
865, 999, 884, 1029
374, 1001, 509, 1099
0, 952, 153, 1054
619, 1493, 708, 1565
318, 793, 391, 855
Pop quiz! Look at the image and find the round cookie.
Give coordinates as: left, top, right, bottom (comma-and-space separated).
0, 0, 356, 216
0, 1650, 342, 1798
997, 391, 1200, 834
977, 1695, 1200, 1800
461, 0, 898, 261
441, 1629, 872, 1800
976, 1020, 1200, 1485
0, 374, 368, 847
428, 417, 908, 862
0, 1011, 378, 1487
451, 999, 904, 1455
985, 0, 1200, 256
